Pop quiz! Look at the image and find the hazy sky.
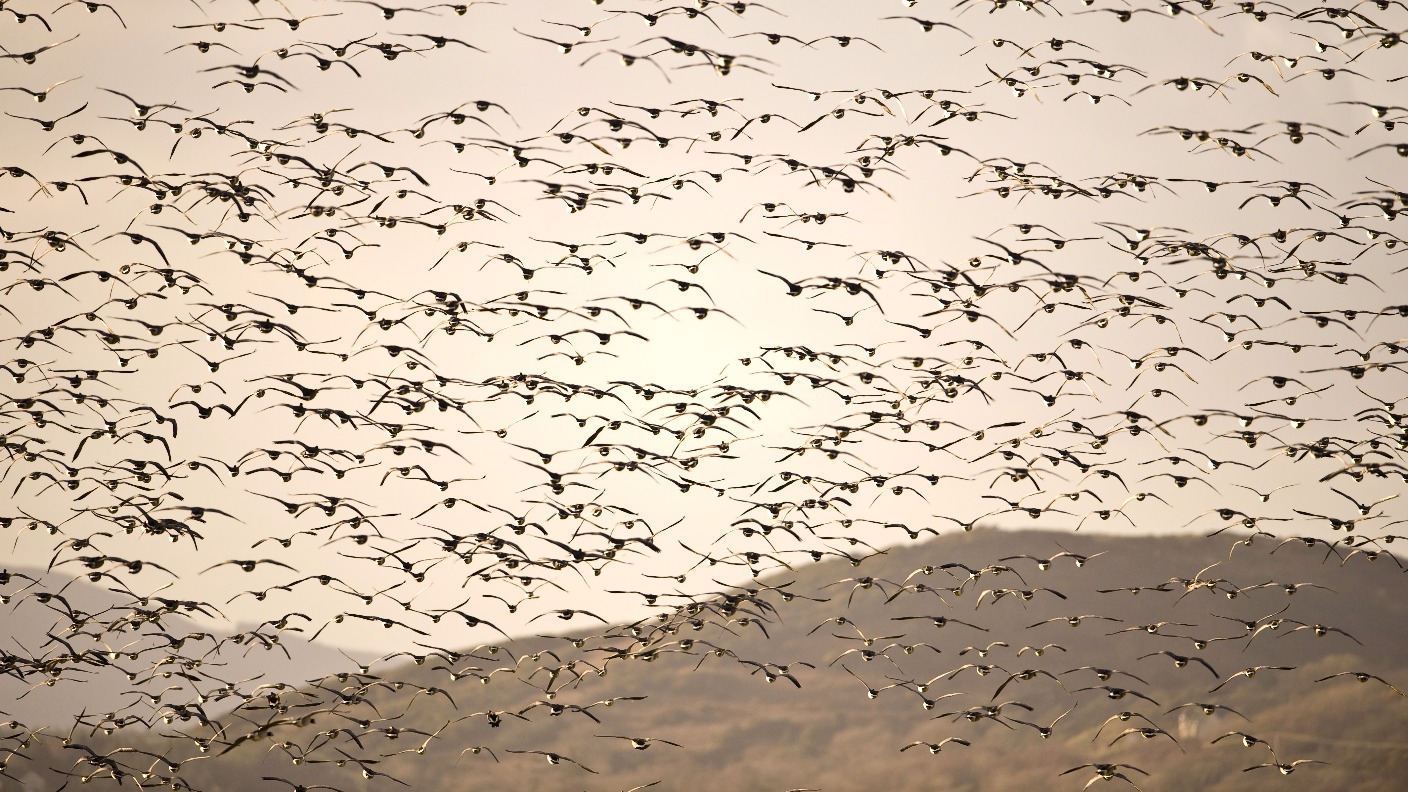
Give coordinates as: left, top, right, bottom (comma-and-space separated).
3, 0, 1405, 664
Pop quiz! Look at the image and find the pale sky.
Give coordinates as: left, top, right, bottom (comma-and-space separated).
3, 0, 1404, 662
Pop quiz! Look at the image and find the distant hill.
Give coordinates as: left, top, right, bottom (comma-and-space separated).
0, 566, 363, 728
5, 529, 1405, 792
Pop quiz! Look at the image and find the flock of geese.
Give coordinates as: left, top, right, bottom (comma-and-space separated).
1, 0, 1406, 789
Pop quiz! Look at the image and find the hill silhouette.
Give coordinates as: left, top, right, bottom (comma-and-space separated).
6, 528, 1404, 791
